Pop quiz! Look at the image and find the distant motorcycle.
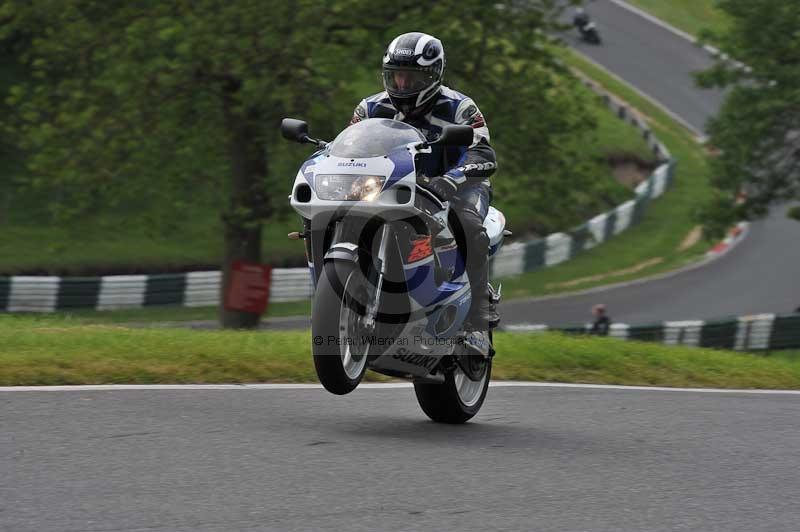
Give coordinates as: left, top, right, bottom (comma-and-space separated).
574, 9, 602, 45
577, 21, 602, 44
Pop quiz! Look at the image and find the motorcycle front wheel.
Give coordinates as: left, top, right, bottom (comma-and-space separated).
311, 261, 371, 395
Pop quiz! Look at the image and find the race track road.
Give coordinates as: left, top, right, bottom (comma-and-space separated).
563, 0, 725, 134
3, 385, 800, 532
498, 0, 800, 327
501, 204, 800, 326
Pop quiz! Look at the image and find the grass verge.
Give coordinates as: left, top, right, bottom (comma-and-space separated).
497, 48, 713, 298
34, 300, 311, 325
2, 316, 799, 388
623, 0, 729, 38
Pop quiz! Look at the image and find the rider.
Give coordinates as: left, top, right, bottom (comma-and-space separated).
573, 7, 591, 30
350, 31, 499, 351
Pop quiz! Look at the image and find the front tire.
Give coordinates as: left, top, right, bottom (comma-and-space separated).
311, 261, 369, 395
413, 357, 491, 424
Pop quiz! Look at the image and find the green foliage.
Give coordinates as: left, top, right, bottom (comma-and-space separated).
0, 0, 375, 224
695, 0, 800, 237
0, 2, 610, 226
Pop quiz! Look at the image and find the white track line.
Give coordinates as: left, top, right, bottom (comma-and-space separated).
1, 382, 799, 395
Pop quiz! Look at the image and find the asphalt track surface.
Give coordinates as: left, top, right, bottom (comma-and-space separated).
501, 204, 800, 326
3, 384, 800, 532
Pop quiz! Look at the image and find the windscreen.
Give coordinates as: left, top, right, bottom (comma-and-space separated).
329, 118, 425, 158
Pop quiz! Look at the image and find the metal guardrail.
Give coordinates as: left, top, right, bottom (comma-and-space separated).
0, 72, 674, 313
503, 314, 800, 352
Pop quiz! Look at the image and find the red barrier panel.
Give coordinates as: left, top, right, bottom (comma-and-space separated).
224, 261, 272, 314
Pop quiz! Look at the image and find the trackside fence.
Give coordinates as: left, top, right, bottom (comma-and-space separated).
503, 313, 800, 352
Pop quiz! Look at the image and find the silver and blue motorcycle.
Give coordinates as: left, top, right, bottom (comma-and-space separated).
283, 117, 508, 423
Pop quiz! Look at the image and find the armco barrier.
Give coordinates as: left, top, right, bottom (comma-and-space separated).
0, 72, 675, 312
503, 313, 800, 352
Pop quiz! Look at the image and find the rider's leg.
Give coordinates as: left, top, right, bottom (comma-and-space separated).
450, 182, 499, 331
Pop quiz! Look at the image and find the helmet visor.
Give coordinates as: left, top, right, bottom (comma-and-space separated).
383, 67, 438, 97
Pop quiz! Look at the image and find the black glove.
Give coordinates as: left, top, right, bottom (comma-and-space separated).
425, 175, 458, 202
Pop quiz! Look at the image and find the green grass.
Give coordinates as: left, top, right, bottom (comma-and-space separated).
585, 80, 657, 164
0, 209, 306, 275
494, 333, 800, 389
497, 48, 713, 298
36, 299, 311, 325
2, 315, 799, 388
625, 0, 730, 37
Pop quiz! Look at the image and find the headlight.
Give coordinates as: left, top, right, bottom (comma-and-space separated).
314, 174, 386, 201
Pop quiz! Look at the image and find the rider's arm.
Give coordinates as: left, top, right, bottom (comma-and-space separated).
443, 98, 497, 186
349, 100, 369, 125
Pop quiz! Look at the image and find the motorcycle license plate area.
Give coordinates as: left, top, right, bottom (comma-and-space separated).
369, 319, 467, 378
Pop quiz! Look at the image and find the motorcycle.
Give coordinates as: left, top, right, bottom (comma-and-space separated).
577, 20, 602, 45
282, 117, 509, 423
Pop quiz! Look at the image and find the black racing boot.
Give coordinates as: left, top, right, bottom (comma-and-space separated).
464, 258, 499, 359
465, 262, 500, 331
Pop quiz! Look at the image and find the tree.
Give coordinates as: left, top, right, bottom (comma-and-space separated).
0, 0, 398, 327
696, 0, 800, 237
0, 0, 596, 327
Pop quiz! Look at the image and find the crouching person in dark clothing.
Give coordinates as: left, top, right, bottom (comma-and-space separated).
590, 304, 611, 336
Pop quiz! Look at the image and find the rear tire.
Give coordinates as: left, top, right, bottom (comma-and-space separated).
413, 358, 491, 424
311, 261, 368, 395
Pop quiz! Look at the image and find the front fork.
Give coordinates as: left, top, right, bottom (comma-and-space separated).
363, 224, 392, 330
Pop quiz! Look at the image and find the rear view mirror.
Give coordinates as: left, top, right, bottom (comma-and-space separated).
281, 118, 311, 143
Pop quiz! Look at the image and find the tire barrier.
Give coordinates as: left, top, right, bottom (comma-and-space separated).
0, 71, 674, 312
502, 313, 800, 352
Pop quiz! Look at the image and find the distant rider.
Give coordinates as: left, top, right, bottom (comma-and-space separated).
350, 31, 499, 354
573, 7, 591, 30
590, 304, 611, 336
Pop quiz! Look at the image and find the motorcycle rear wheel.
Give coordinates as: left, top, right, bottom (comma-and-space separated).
413, 354, 491, 424
311, 261, 370, 395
